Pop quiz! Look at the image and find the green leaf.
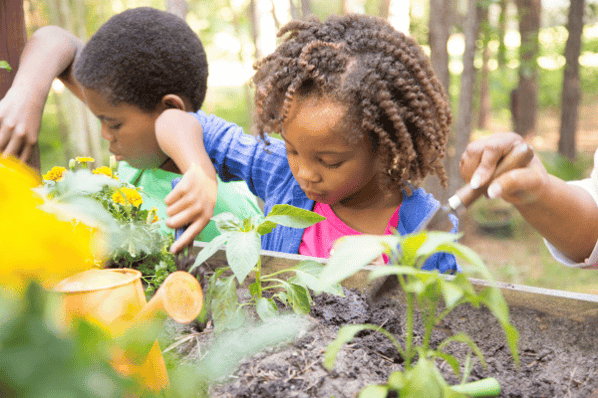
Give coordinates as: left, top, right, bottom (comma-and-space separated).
256, 298, 279, 320
401, 231, 428, 266
439, 279, 464, 309
248, 281, 260, 298
285, 283, 311, 314
264, 204, 326, 228
402, 356, 447, 398
432, 350, 461, 377
189, 232, 230, 273
226, 231, 261, 283
368, 265, 418, 281
256, 220, 277, 236
291, 260, 344, 296
387, 370, 405, 391
480, 287, 520, 366
437, 332, 486, 369
415, 231, 461, 259
358, 384, 388, 398
212, 212, 244, 232
211, 275, 244, 333
324, 324, 377, 370
0, 60, 11, 71
318, 235, 399, 292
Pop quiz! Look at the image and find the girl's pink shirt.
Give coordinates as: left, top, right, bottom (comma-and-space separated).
299, 202, 400, 259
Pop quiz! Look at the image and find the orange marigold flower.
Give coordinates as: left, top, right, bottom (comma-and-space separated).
43, 166, 68, 182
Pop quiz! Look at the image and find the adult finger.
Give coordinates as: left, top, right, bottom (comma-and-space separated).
487, 168, 542, 204
2, 134, 25, 159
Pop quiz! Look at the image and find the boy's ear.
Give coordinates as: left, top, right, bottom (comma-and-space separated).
160, 94, 187, 111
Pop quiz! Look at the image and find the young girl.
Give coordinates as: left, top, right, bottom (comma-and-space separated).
158, 14, 458, 272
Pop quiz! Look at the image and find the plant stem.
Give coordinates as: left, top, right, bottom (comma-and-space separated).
255, 257, 262, 299
404, 291, 415, 370
422, 298, 438, 351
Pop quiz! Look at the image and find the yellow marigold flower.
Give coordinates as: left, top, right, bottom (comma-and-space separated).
147, 207, 159, 224
112, 187, 143, 207
92, 166, 113, 177
76, 156, 95, 163
1, 158, 102, 292
43, 166, 68, 182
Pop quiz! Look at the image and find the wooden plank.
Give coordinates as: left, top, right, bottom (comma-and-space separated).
192, 241, 598, 322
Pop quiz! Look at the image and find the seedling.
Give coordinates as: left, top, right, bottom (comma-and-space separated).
318, 231, 519, 397
190, 205, 343, 332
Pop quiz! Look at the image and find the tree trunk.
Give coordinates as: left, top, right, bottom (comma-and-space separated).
300, 0, 312, 19
379, 0, 391, 19
512, 0, 541, 137
166, 0, 187, 19
497, 0, 508, 67
478, 6, 491, 130
447, 0, 481, 196
558, 0, 584, 160
424, 0, 452, 202
428, 0, 452, 94
0, 0, 40, 170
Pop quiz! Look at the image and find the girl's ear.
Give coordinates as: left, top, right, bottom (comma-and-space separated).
160, 94, 187, 111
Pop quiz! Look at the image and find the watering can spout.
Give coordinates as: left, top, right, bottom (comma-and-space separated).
54, 268, 203, 391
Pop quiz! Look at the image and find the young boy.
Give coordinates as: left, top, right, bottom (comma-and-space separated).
0, 7, 261, 252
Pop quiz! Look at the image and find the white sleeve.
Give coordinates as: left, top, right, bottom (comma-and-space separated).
544, 149, 598, 268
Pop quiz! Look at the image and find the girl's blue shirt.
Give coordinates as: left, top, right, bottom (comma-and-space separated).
192, 110, 460, 273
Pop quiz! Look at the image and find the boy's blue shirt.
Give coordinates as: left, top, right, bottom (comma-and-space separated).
192, 110, 460, 273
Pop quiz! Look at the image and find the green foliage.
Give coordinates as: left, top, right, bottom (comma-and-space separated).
0, 282, 141, 397
38, 158, 176, 295
0, 281, 307, 398
190, 204, 343, 332
318, 231, 519, 397
0, 60, 11, 72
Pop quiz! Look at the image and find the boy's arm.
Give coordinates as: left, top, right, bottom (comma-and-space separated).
155, 109, 218, 254
0, 26, 84, 162
460, 132, 598, 263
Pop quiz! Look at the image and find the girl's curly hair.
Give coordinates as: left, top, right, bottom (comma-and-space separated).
251, 14, 452, 191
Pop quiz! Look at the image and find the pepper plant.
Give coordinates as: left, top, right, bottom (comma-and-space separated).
317, 231, 519, 398
190, 205, 343, 332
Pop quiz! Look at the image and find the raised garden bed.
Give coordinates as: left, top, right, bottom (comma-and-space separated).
162, 243, 598, 398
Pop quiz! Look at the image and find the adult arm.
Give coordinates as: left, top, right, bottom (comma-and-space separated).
0, 26, 83, 162
460, 132, 598, 264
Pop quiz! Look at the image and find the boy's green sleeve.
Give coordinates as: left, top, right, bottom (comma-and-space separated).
117, 162, 261, 242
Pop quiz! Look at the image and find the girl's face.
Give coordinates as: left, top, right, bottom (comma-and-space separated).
82, 87, 168, 169
281, 96, 380, 207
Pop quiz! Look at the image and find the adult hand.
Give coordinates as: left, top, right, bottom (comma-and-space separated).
459, 132, 549, 206
0, 85, 45, 162
165, 162, 218, 254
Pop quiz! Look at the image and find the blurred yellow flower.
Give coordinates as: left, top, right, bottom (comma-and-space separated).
76, 157, 95, 163
93, 166, 113, 178
43, 166, 68, 181
112, 187, 143, 207
1, 157, 103, 292
147, 207, 159, 224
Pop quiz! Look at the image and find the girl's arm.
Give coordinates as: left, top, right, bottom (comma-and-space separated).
460, 132, 598, 263
0, 26, 84, 162
155, 109, 218, 254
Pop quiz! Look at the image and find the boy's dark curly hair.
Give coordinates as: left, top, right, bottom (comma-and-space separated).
74, 7, 208, 112
251, 14, 452, 191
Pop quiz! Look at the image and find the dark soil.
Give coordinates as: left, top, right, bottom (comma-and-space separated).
162, 285, 598, 398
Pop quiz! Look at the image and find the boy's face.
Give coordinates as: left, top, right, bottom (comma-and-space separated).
82, 88, 168, 169
281, 95, 380, 207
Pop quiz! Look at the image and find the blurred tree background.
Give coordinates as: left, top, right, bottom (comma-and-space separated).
7, 0, 598, 292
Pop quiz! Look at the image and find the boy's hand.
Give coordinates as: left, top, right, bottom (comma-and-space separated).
165, 163, 218, 254
0, 85, 44, 162
459, 132, 549, 206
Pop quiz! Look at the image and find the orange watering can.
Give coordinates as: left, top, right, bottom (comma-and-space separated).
54, 268, 203, 391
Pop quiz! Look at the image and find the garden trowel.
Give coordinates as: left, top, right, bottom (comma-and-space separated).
369, 142, 535, 302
